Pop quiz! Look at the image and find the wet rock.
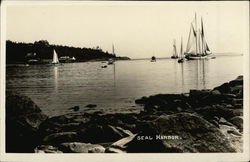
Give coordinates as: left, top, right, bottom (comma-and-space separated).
218, 117, 234, 126
229, 116, 243, 132
137, 94, 190, 113
189, 89, 211, 100
34, 145, 62, 153
6, 92, 48, 153
231, 85, 243, 95
38, 114, 91, 136
214, 82, 231, 94
232, 98, 243, 105
58, 142, 105, 153
105, 134, 137, 153
195, 105, 241, 121
135, 96, 148, 104
77, 124, 133, 144
229, 75, 243, 87
210, 89, 221, 96
68, 106, 80, 111
43, 132, 79, 145
122, 113, 236, 152
93, 113, 139, 133
85, 104, 97, 108
219, 124, 243, 152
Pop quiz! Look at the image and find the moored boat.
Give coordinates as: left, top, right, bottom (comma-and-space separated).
178, 37, 184, 63
184, 13, 212, 60
171, 39, 178, 59
52, 49, 60, 65
151, 56, 156, 62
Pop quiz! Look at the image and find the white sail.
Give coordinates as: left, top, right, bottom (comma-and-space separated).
112, 44, 115, 56
180, 37, 183, 58
52, 49, 59, 64
185, 24, 196, 55
173, 39, 178, 57
185, 14, 212, 58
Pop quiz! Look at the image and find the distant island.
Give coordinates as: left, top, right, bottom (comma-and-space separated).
6, 40, 130, 64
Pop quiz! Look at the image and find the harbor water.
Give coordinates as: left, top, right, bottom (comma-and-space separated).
6, 55, 243, 117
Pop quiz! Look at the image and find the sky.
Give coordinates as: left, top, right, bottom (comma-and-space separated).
4, 1, 249, 59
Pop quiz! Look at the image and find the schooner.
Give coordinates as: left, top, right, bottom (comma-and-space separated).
171, 39, 178, 59
184, 13, 212, 60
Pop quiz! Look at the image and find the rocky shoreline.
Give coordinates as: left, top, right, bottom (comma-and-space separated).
6, 76, 243, 153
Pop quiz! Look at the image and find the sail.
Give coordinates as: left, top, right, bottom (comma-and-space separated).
112, 44, 115, 56
173, 39, 178, 57
185, 14, 212, 56
180, 37, 183, 58
52, 49, 59, 64
185, 24, 196, 55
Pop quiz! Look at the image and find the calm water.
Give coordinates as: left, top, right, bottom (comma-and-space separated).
6, 56, 243, 117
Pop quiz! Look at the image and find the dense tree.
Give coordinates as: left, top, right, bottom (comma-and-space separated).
6, 40, 116, 64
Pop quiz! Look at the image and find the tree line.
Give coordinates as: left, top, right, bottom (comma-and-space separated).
6, 40, 116, 64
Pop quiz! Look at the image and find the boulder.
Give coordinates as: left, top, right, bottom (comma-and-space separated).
195, 105, 241, 121
229, 75, 243, 87
77, 124, 133, 144
119, 113, 237, 152
218, 117, 234, 126
219, 125, 243, 152
214, 82, 231, 94
85, 104, 97, 108
189, 89, 211, 100
58, 142, 105, 153
228, 116, 243, 132
105, 134, 137, 153
68, 106, 80, 111
34, 145, 62, 153
136, 94, 190, 113
38, 113, 91, 136
6, 92, 48, 152
43, 132, 79, 145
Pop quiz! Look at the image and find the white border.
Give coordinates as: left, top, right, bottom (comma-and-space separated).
0, 1, 249, 162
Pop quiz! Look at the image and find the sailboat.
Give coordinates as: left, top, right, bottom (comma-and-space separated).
108, 44, 115, 65
184, 13, 212, 60
52, 49, 60, 65
171, 39, 178, 59
178, 37, 184, 63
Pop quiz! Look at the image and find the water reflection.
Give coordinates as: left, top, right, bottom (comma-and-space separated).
6, 56, 243, 116
113, 63, 116, 87
54, 66, 58, 91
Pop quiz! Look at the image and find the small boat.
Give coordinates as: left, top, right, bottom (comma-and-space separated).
108, 58, 114, 65
59, 56, 76, 63
151, 56, 156, 62
184, 13, 213, 60
107, 44, 116, 65
178, 37, 184, 63
171, 39, 178, 59
101, 65, 107, 68
52, 49, 60, 65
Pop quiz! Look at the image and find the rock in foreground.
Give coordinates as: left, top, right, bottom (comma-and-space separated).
6, 91, 48, 152
6, 76, 243, 153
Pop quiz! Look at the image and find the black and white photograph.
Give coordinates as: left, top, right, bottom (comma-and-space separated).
0, 0, 249, 161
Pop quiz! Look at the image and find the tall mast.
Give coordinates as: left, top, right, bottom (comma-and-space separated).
198, 29, 201, 54
180, 36, 183, 58
201, 17, 204, 55
173, 39, 177, 57
112, 44, 115, 56
195, 13, 198, 55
